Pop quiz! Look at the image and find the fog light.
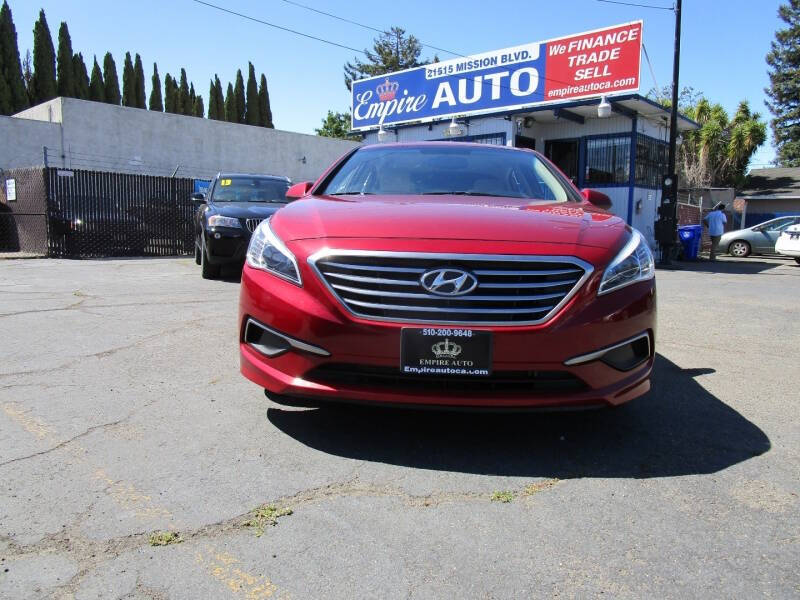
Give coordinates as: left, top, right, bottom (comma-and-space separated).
214, 232, 221, 239
564, 332, 651, 370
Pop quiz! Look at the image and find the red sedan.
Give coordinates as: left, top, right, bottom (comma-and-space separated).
239, 142, 656, 409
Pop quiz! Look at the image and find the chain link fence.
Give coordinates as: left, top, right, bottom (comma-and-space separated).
1, 167, 195, 259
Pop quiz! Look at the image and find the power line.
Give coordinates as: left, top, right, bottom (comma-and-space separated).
190, 0, 363, 53
596, 0, 674, 10
277, 0, 464, 58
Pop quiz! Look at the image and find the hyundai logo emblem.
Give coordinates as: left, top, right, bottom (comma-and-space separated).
420, 268, 478, 296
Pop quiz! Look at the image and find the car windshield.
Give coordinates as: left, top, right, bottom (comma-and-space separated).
318, 145, 578, 202
212, 177, 289, 203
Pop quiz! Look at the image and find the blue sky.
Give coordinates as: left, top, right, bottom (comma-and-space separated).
11, 0, 783, 166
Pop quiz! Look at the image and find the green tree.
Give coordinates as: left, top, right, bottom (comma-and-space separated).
207, 76, 221, 120
163, 73, 176, 113
233, 68, 245, 123
88, 55, 104, 102
30, 9, 56, 104
121, 51, 134, 106
343, 26, 426, 90
0, 68, 10, 113
133, 53, 145, 108
189, 81, 196, 116
178, 68, 190, 115
21, 49, 32, 99
679, 98, 767, 188
245, 62, 259, 125
224, 81, 235, 122
213, 76, 224, 119
102, 52, 120, 105
149, 62, 162, 111
193, 93, 204, 118
72, 52, 89, 99
55, 21, 74, 97
258, 73, 273, 128
766, 0, 800, 166
0, 0, 29, 113
315, 110, 359, 140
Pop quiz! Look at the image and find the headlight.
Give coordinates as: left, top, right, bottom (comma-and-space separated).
207, 215, 241, 228
246, 220, 302, 285
598, 229, 655, 295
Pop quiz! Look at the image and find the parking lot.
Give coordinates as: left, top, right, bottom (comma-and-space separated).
1, 255, 798, 599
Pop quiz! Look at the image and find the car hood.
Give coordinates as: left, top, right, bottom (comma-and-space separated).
213, 202, 286, 218
270, 195, 628, 248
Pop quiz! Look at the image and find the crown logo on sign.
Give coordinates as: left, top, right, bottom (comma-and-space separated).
376, 78, 399, 102
431, 338, 462, 359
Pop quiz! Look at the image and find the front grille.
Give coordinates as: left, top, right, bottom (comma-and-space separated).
245, 218, 265, 232
309, 251, 592, 325
306, 363, 587, 395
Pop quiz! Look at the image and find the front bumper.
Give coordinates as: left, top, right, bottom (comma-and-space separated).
775, 238, 800, 257
239, 242, 656, 409
204, 228, 250, 265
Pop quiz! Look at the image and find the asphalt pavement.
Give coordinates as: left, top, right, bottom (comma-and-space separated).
0, 255, 798, 599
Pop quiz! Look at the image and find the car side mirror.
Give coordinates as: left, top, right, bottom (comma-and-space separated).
580, 188, 612, 209
190, 192, 206, 204
286, 181, 313, 200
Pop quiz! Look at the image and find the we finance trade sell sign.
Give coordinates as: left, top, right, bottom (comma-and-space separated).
351, 21, 643, 131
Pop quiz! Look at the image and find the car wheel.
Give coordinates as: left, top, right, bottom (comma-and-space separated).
795, 257, 800, 265
194, 237, 202, 265
201, 236, 220, 279
729, 240, 751, 258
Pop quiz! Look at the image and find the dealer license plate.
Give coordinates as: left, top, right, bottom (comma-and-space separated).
400, 328, 493, 377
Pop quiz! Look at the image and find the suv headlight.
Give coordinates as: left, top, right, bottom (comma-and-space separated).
598, 229, 655, 295
246, 220, 302, 285
207, 215, 241, 228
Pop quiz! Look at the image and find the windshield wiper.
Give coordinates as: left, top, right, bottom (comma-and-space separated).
425, 191, 520, 198
331, 191, 375, 195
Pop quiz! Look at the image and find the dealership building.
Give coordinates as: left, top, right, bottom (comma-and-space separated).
352, 21, 698, 246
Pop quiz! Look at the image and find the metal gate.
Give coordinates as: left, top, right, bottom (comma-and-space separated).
0, 169, 49, 256
45, 168, 195, 258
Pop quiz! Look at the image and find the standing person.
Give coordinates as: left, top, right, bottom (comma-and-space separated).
704, 203, 728, 260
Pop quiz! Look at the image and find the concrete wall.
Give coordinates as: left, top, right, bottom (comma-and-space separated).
0, 114, 61, 169
8, 98, 360, 182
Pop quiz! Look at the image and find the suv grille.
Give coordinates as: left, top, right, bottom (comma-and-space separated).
245, 218, 265, 232
309, 251, 592, 325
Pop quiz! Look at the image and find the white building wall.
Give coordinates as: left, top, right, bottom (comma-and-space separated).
0, 114, 61, 169
9, 98, 360, 182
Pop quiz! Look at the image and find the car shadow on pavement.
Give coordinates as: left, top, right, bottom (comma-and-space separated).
266, 354, 770, 479
669, 257, 793, 275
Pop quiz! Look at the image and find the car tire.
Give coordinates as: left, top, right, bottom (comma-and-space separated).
795, 257, 800, 265
729, 240, 751, 258
194, 238, 202, 265
201, 236, 221, 280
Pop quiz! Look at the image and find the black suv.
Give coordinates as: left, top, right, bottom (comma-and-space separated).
192, 173, 291, 279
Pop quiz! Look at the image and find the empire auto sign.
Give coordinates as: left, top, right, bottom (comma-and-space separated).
351, 21, 642, 130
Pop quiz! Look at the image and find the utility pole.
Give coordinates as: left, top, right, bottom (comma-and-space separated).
655, 0, 683, 265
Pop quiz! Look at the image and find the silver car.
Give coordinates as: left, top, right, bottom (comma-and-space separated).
720, 216, 800, 257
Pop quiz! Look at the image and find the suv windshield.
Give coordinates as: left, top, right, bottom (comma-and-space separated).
212, 177, 289, 203
319, 145, 578, 202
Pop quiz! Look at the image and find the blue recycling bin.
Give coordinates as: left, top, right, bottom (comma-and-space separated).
678, 225, 703, 260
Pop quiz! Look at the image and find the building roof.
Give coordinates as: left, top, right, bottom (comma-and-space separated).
740, 167, 800, 198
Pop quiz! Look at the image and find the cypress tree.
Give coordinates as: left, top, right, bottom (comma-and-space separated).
102, 52, 120, 105
207, 78, 218, 120
30, 9, 56, 104
88, 55, 104, 102
224, 82, 235, 122
0, 68, 10, 114
21, 49, 32, 100
214, 76, 224, 118
766, 0, 800, 166
193, 94, 204, 118
258, 73, 273, 128
188, 82, 196, 116
245, 62, 259, 125
163, 73, 175, 113
72, 52, 89, 99
178, 68, 189, 115
0, 0, 29, 112
133, 53, 145, 108
233, 68, 245, 123
56, 21, 74, 97
121, 51, 134, 106
149, 63, 162, 111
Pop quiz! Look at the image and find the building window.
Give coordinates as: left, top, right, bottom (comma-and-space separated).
585, 136, 631, 185
635, 134, 668, 188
